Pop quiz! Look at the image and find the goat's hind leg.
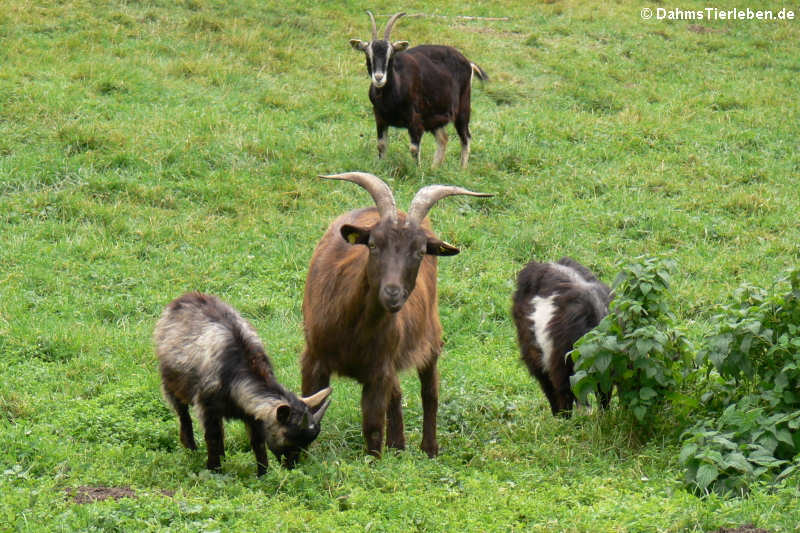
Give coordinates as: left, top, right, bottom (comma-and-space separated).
454, 112, 472, 169
164, 388, 197, 450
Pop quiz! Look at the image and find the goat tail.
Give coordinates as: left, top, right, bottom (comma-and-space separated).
470, 63, 489, 83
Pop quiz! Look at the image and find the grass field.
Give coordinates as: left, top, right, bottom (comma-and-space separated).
1, 0, 799, 531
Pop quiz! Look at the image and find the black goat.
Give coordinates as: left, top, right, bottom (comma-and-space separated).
350, 11, 488, 168
155, 292, 331, 475
512, 258, 612, 416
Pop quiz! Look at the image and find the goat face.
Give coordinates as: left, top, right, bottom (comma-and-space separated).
267, 389, 331, 467
349, 11, 408, 89
341, 218, 458, 313
350, 39, 409, 89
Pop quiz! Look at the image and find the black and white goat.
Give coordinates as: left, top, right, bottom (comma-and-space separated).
511, 258, 612, 416
350, 11, 488, 168
154, 292, 331, 475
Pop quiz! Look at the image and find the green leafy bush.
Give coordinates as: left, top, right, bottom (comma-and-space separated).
680, 269, 800, 495
570, 257, 690, 422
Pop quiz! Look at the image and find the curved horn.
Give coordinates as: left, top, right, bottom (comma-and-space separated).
300, 387, 332, 409
383, 12, 406, 40
407, 185, 493, 226
319, 173, 398, 224
366, 10, 378, 41
312, 397, 331, 424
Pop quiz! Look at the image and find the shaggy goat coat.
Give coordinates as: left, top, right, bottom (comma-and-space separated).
155, 292, 330, 475
512, 258, 612, 416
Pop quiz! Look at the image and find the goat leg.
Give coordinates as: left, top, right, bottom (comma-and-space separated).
418, 362, 439, 458
245, 419, 269, 476
408, 124, 423, 165
385, 376, 406, 450
202, 412, 225, 471
361, 379, 391, 457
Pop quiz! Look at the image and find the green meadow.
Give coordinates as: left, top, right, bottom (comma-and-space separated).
1, 0, 799, 530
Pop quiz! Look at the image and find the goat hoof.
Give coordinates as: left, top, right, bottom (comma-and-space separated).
386, 439, 406, 451
180, 434, 197, 451
421, 442, 439, 458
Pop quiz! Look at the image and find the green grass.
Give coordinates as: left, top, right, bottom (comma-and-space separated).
1, 0, 799, 531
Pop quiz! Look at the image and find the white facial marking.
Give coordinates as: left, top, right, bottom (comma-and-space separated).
369, 42, 391, 88
529, 295, 557, 372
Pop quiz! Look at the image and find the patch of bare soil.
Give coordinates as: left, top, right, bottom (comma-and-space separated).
65, 486, 175, 504
688, 24, 727, 34
712, 525, 772, 533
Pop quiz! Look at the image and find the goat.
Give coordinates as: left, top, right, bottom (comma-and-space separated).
349, 11, 488, 169
154, 292, 331, 475
511, 258, 612, 417
300, 172, 491, 457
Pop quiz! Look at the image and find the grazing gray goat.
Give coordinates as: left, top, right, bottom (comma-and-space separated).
350, 11, 488, 168
301, 172, 491, 457
155, 292, 331, 475
512, 258, 612, 416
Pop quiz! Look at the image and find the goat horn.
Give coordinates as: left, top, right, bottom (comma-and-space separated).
407, 185, 493, 226
319, 173, 398, 224
383, 12, 406, 40
366, 10, 378, 41
312, 397, 331, 424
300, 386, 332, 409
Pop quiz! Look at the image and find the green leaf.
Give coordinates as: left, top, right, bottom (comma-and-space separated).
695, 464, 720, 490
776, 463, 798, 482
679, 443, 699, 464
594, 353, 613, 373
775, 428, 795, 448
723, 452, 753, 474
639, 387, 658, 401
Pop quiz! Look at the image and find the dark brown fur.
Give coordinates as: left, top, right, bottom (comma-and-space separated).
301, 208, 450, 458
512, 258, 612, 416
351, 17, 487, 167
155, 292, 330, 475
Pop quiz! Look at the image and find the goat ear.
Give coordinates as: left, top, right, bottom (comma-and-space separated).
392, 41, 409, 52
276, 404, 291, 425
426, 238, 460, 256
340, 224, 371, 246
350, 39, 368, 51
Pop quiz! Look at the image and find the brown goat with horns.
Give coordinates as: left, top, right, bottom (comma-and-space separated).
301, 172, 491, 457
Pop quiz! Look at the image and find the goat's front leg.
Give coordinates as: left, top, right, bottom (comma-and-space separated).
301, 353, 331, 397
418, 361, 439, 458
361, 378, 391, 457
245, 418, 269, 476
385, 374, 405, 451
200, 408, 225, 471
432, 128, 448, 168
376, 119, 389, 159
408, 124, 424, 165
